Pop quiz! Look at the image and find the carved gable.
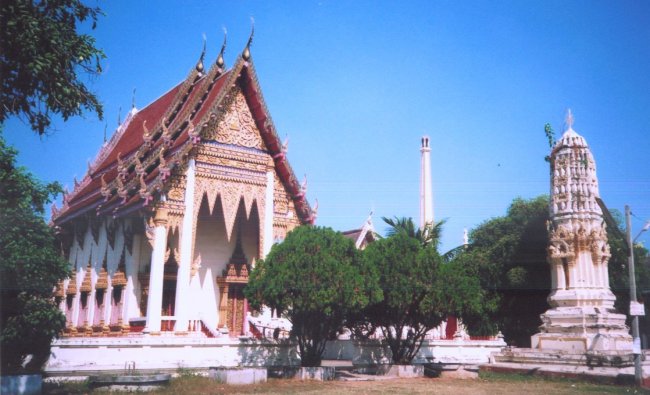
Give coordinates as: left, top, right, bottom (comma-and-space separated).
207, 88, 266, 150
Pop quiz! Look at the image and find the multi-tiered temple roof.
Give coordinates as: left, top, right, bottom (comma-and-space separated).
52, 37, 314, 226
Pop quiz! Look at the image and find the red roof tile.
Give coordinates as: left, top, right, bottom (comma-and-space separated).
53, 55, 313, 226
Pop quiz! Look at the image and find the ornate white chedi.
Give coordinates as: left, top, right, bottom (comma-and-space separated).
531, 110, 632, 353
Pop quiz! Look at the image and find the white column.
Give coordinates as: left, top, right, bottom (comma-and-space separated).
557, 262, 566, 290
86, 268, 97, 329
262, 170, 275, 258
420, 136, 434, 229
71, 266, 82, 329
174, 160, 195, 332
104, 277, 113, 328
144, 207, 168, 333
588, 253, 597, 288
123, 233, 141, 324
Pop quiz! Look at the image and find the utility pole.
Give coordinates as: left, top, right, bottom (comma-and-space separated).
626, 205, 642, 386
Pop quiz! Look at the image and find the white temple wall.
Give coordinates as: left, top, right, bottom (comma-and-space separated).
195, 196, 234, 276
175, 160, 195, 331
241, 203, 261, 261
46, 337, 503, 374
262, 171, 274, 258
196, 267, 219, 330
193, 197, 232, 329
88, 223, 108, 327
70, 248, 81, 327
125, 233, 143, 321
103, 220, 124, 325
76, 228, 93, 327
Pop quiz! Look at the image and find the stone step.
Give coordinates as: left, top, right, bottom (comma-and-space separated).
493, 349, 636, 368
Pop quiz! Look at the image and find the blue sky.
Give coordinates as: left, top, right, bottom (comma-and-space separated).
5, 0, 650, 252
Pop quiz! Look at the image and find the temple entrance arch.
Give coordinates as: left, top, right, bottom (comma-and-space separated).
216, 197, 261, 336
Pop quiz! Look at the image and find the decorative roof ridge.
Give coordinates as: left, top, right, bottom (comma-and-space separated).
61, 88, 172, 211
93, 68, 235, 216
341, 214, 376, 249
54, 40, 315, 226
238, 59, 314, 224
90, 107, 138, 175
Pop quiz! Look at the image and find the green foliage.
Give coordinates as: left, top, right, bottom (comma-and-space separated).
604, 211, 650, 330
382, 216, 446, 249
0, 132, 68, 374
543, 123, 555, 163
245, 226, 380, 367
459, 195, 650, 347
360, 217, 487, 364
458, 196, 551, 346
0, 0, 105, 135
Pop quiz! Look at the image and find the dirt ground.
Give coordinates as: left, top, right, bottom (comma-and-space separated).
80, 374, 648, 395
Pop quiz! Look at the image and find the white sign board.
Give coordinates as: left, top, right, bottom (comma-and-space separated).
630, 301, 645, 316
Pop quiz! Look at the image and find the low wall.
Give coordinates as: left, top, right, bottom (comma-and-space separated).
46, 335, 505, 375
46, 336, 300, 375
322, 338, 506, 366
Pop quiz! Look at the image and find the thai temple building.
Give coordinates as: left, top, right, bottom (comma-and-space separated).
50, 35, 314, 341
46, 34, 505, 374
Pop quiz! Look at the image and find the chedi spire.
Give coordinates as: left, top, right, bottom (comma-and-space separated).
531, 110, 632, 353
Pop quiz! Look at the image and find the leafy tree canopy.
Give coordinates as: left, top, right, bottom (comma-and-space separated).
361, 218, 487, 364
382, 216, 445, 249
458, 196, 552, 345
245, 225, 381, 367
0, 131, 69, 374
1, 0, 105, 135
459, 195, 650, 347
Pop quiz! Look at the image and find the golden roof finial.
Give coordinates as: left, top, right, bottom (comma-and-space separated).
196, 34, 207, 73
217, 27, 227, 68
242, 17, 255, 61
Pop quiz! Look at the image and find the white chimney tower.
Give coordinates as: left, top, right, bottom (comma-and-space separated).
420, 136, 434, 229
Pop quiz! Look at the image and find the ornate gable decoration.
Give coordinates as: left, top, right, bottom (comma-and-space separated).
51, 40, 313, 227
210, 89, 265, 150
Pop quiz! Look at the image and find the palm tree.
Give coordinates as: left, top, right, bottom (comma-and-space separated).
382, 216, 446, 250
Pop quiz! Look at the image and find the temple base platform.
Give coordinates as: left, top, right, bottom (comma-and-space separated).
481, 348, 650, 387
531, 306, 633, 353
45, 335, 506, 377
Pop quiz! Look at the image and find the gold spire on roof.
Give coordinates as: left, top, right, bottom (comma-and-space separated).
196, 34, 207, 73
217, 28, 227, 68
242, 18, 255, 61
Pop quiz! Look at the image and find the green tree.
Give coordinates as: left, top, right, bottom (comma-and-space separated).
604, 209, 650, 329
1, 0, 105, 135
383, 216, 445, 249
0, 132, 69, 374
361, 218, 486, 364
245, 226, 381, 367
459, 195, 650, 347
458, 196, 551, 346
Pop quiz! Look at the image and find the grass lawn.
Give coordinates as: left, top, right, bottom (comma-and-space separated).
44, 372, 650, 394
